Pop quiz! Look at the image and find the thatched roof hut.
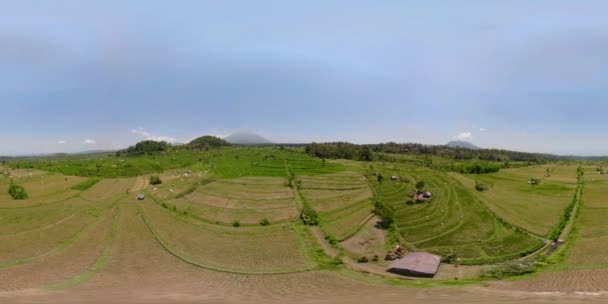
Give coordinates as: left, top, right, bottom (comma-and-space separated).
387, 252, 441, 277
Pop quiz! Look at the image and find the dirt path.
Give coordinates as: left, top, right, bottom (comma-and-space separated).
129, 176, 148, 193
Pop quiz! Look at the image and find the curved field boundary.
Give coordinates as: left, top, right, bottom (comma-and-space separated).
0, 211, 80, 238
45, 206, 121, 290
0, 191, 81, 210
137, 203, 316, 275
0, 213, 104, 269
449, 172, 547, 238
334, 213, 376, 243
150, 193, 298, 227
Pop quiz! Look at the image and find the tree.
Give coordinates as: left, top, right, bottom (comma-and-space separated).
377, 174, 384, 183
358, 146, 373, 162
149, 175, 162, 185
8, 181, 28, 200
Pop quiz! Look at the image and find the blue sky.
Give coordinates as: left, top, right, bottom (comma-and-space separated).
2, 1, 608, 155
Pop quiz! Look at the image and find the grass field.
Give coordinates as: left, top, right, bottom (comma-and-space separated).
140, 198, 315, 273
371, 163, 544, 264
566, 171, 608, 267
174, 177, 300, 225
4, 147, 608, 303
298, 171, 374, 241
451, 165, 578, 236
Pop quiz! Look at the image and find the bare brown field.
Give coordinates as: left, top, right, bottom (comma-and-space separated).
340, 216, 386, 258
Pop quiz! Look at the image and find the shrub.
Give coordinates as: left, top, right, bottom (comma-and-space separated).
8, 182, 28, 200
324, 233, 337, 246
300, 205, 319, 226
475, 181, 488, 192
259, 218, 270, 226
480, 261, 535, 279
232, 220, 241, 228
373, 199, 394, 229
357, 256, 369, 263
149, 175, 162, 185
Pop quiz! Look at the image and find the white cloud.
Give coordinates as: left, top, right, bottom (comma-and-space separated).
479, 128, 486, 132
131, 128, 177, 143
453, 132, 473, 142
57, 140, 67, 144
84, 139, 97, 145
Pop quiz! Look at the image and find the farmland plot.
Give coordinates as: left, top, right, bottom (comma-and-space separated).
567, 174, 608, 267
453, 166, 578, 236
372, 163, 543, 264
140, 199, 313, 273
174, 177, 299, 225
298, 172, 374, 240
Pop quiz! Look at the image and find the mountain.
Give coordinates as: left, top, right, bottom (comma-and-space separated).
224, 132, 272, 145
446, 141, 481, 150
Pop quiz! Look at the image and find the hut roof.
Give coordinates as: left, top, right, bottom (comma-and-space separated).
387, 252, 441, 277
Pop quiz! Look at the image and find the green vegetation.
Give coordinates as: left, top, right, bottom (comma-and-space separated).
117, 140, 171, 157
149, 175, 162, 185
71, 178, 101, 191
1, 144, 592, 287
8, 181, 28, 200
186, 136, 231, 150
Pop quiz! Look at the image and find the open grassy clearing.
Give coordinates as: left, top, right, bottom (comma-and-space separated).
371, 163, 544, 264
0, 174, 86, 208
140, 198, 315, 273
566, 173, 608, 267
451, 165, 578, 236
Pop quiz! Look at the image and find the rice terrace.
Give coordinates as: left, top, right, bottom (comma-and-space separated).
1, 137, 607, 303
4, 1, 608, 303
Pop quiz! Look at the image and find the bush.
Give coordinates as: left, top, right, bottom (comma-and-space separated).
480, 261, 535, 279
259, 218, 270, 226
324, 233, 337, 246
373, 199, 394, 229
149, 175, 162, 185
300, 205, 319, 226
8, 182, 28, 200
475, 181, 488, 192
232, 220, 241, 228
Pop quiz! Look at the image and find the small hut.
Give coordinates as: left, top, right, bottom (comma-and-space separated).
387, 252, 441, 278
136, 194, 145, 200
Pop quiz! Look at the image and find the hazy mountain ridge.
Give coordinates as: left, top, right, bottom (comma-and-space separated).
447, 141, 481, 150
224, 132, 272, 145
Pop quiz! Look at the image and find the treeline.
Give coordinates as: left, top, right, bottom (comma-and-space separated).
116, 136, 230, 157
116, 140, 172, 157
304, 142, 569, 163
304, 142, 373, 161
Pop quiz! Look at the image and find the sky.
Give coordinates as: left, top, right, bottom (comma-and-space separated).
2, 1, 608, 156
